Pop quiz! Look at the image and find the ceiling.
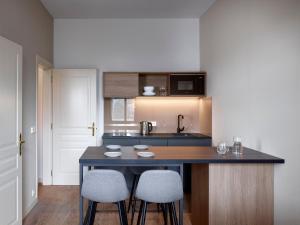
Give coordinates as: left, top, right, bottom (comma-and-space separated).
40, 0, 215, 19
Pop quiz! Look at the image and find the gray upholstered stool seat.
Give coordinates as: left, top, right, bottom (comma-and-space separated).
81, 169, 129, 225
135, 170, 183, 225
135, 170, 183, 203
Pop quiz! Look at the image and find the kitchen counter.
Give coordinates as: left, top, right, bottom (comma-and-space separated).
102, 132, 211, 139
79, 146, 284, 225
80, 146, 284, 164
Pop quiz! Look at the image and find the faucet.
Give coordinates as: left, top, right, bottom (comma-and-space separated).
177, 114, 185, 133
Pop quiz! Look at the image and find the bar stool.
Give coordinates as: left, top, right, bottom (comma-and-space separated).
135, 170, 183, 225
127, 167, 150, 213
81, 170, 129, 225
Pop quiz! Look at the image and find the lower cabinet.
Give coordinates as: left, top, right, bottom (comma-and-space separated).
139, 138, 168, 146
103, 138, 168, 146
102, 138, 139, 146
102, 137, 211, 146
167, 138, 211, 146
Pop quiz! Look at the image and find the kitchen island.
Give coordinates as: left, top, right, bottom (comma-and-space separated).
79, 146, 284, 225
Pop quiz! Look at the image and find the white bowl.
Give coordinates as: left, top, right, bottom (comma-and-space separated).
104, 152, 122, 157
144, 86, 154, 92
137, 151, 155, 158
106, 145, 121, 151
134, 145, 149, 150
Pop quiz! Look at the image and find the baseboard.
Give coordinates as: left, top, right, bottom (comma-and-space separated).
23, 198, 38, 219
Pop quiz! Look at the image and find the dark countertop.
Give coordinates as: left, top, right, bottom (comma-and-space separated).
79, 146, 284, 164
102, 132, 212, 139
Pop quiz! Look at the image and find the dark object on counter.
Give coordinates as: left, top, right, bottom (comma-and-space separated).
140, 121, 153, 135
177, 114, 185, 133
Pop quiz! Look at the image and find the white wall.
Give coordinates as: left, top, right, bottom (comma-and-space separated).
201, 0, 300, 224
54, 19, 200, 137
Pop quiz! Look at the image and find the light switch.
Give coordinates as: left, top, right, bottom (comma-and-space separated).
30, 127, 36, 134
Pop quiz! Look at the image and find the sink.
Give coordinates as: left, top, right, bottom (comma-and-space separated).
171, 133, 194, 137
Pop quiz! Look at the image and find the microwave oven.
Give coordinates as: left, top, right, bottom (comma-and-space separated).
170, 74, 205, 96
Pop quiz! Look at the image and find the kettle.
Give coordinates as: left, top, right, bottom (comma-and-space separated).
140, 121, 153, 135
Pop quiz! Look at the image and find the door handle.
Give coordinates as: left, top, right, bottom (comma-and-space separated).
18, 133, 25, 156
88, 122, 96, 136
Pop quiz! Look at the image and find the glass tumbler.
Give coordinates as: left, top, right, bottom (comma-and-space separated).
217, 142, 229, 155
232, 136, 243, 154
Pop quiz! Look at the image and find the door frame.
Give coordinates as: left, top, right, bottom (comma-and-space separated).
35, 55, 53, 189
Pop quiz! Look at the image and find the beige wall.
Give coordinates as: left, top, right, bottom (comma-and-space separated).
0, 0, 53, 216
199, 97, 212, 136
201, 0, 300, 224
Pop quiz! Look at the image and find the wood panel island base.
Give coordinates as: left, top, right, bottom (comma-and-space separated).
79, 146, 284, 225
192, 164, 273, 225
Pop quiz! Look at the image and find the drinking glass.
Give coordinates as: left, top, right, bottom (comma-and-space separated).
232, 136, 243, 154
159, 86, 167, 96
217, 142, 229, 155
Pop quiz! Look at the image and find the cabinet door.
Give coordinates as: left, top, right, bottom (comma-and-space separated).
167, 138, 211, 146
139, 139, 168, 146
104, 73, 139, 98
102, 138, 139, 146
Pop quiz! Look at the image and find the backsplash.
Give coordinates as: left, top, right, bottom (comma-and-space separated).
104, 97, 211, 134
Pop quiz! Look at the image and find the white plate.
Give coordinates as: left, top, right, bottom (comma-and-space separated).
137, 151, 155, 158
134, 145, 149, 150
143, 92, 156, 96
106, 145, 121, 151
104, 152, 122, 157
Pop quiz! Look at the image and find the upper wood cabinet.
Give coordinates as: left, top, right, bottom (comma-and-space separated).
103, 71, 206, 98
103, 72, 139, 98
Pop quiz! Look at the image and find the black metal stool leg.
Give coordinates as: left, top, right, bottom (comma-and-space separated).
118, 201, 128, 225
171, 202, 179, 225
122, 201, 129, 225
136, 200, 144, 225
117, 202, 124, 225
140, 201, 148, 225
168, 203, 174, 225
130, 197, 137, 225
83, 201, 91, 225
128, 175, 138, 213
162, 203, 168, 225
87, 201, 97, 225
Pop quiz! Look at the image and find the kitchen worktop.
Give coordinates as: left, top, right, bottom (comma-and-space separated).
102, 132, 211, 139
80, 146, 284, 164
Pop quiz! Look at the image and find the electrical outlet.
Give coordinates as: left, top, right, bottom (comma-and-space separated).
31, 189, 35, 197
151, 121, 157, 126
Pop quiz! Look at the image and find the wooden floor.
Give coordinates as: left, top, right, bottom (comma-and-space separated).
23, 185, 192, 225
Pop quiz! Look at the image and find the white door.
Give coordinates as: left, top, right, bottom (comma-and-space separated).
0, 36, 22, 225
52, 69, 97, 185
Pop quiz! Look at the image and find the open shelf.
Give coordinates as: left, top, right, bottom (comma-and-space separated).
139, 73, 170, 96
